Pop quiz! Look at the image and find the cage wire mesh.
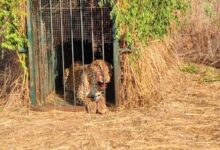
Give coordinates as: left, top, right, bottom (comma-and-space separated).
31, 0, 114, 106
39, 0, 112, 47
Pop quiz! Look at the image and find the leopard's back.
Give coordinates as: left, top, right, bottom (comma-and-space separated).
66, 63, 88, 90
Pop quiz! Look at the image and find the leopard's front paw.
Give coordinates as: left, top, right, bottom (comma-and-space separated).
85, 101, 97, 114
97, 101, 108, 114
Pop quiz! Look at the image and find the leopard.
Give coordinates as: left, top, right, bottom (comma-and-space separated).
65, 59, 112, 114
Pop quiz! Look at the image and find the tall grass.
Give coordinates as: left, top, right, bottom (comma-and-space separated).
119, 0, 220, 108
120, 39, 179, 108
0, 1, 29, 110
174, 0, 220, 68
0, 50, 29, 110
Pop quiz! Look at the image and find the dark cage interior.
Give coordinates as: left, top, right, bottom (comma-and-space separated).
31, 0, 116, 106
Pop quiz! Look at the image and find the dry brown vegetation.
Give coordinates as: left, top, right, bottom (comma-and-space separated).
0, 0, 220, 149
174, 0, 220, 68
0, 50, 29, 110
0, 72, 220, 149
120, 40, 178, 108
120, 0, 220, 108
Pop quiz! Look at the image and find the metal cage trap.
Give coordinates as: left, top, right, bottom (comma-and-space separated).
28, 0, 120, 108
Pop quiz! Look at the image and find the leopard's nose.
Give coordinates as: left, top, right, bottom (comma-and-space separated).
104, 78, 110, 83
92, 94, 101, 101
102, 77, 109, 83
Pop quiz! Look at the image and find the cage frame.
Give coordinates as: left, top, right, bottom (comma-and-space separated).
27, 0, 121, 109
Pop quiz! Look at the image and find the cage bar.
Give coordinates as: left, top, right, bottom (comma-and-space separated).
27, 0, 37, 105
59, 0, 66, 101
69, 0, 77, 105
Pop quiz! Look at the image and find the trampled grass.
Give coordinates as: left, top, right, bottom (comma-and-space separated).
0, 72, 219, 149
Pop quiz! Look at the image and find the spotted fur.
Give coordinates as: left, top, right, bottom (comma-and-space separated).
65, 59, 112, 114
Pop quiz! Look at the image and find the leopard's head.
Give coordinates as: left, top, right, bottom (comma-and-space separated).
88, 59, 113, 91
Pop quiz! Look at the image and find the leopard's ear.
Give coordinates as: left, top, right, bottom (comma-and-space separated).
107, 63, 113, 70
106, 62, 113, 76
110, 64, 113, 70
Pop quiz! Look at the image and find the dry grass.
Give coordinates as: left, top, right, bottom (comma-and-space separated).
0, 72, 219, 149
119, 39, 179, 108
174, 0, 220, 68
0, 50, 29, 110
120, 0, 220, 108
0, 1, 220, 149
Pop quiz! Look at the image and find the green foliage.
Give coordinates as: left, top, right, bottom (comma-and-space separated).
203, 0, 216, 18
180, 64, 199, 74
100, 0, 188, 46
200, 67, 220, 83
180, 63, 220, 83
201, 76, 220, 82
0, 0, 26, 50
0, 0, 28, 84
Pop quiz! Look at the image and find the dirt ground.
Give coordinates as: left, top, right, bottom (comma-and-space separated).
0, 74, 220, 150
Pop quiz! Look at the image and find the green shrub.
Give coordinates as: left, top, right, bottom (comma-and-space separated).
0, 0, 26, 50
203, 0, 216, 18
100, 0, 188, 46
0, 0, 27, 84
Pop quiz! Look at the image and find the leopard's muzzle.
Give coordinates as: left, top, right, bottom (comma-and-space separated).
97, 81, 108, 90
